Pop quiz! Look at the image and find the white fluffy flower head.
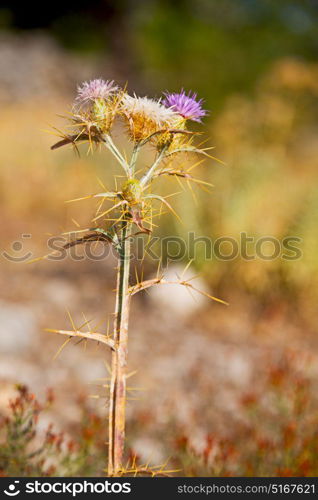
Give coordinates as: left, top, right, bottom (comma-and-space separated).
122, 94, 177, 126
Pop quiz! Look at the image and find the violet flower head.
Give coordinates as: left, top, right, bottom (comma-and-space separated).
75, 79, 118, 105
162, 89, 207, 122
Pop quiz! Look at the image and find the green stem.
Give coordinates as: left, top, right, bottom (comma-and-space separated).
108, 216, 132, 476
140, 146, 167, 187
102, 134, 130, 175
129, 142, 141, 178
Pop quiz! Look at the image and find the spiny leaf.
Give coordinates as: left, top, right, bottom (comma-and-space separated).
145, 194, 182, 224
129, 277, 228, 305
45, 328, 116, 350
51, 133, 100, 150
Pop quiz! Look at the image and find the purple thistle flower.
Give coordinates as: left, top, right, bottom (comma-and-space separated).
162, 89, 207, 122
75, 79, 118, 104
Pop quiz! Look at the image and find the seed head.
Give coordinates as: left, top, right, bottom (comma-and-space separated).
121, 94, 177, 142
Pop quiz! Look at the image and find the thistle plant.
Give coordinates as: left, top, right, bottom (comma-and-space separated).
49, 79, 226, 476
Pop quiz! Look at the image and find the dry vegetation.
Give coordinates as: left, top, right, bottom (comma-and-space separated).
1, 55, 318, 476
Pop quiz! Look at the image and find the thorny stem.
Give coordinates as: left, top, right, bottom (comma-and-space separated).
140, 145, 168, 187
129, 142, 141, 178
107, 146, 164, 477
108, 215, 132, 476
102, 134, 130, 175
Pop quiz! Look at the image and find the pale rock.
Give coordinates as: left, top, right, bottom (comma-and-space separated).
149, 264, 208, 318
0, 300, 36, 353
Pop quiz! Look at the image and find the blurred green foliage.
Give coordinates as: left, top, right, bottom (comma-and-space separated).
133, 0, 318, 107
2, 1, 318, 107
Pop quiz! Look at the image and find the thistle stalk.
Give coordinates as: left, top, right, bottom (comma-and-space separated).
140, 146, 167, 187
48, 80, 221, 477
108, 216, 132, 476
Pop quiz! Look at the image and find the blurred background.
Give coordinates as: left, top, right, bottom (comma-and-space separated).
1, 0, 318, 476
